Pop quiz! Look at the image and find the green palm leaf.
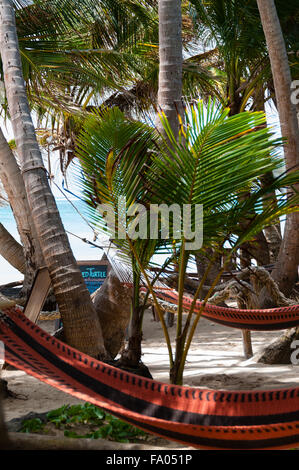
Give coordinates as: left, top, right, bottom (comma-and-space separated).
75, 100, 299, 384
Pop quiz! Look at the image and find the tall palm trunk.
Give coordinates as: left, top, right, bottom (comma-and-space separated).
0, 0, 106, 358
0, 128, 44, 295
156, 0, 183, 141
257, 0, 299, 296
252, 86, 282, 264
0, 222, 25, 274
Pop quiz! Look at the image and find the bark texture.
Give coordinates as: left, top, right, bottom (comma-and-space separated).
91, 271, 132, 359
257, 0, 299, 295
0, 222, 25, 273
0, 0, 106, 358
156, 0, 183, 141
257, 327, 299, 365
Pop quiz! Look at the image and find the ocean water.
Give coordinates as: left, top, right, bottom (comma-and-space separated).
0, 198, 105, 285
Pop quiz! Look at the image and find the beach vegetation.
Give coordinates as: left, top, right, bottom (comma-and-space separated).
77, 99, 299, 384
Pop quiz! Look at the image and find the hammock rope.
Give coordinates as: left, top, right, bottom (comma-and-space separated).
149, 288, 299, 331
1, 306, 299, 450
107, 252, 299, 331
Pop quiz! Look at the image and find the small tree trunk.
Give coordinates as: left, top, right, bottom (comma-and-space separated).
242, 330, 253, 359
195, 249, 222, 299
0, 222, 25, 274
122, 307, 143, 368
91, 271, 132, 359
119, 268, 143, 369
249, 231, 271, 266
263, 224, 282, 263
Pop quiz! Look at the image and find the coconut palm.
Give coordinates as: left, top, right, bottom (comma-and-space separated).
188, 0, 299, 112
9, 0, 157, 115
0, 0, 107, 358
144, 99, 299, 383
188, 0, 299, 295
76, 99, 299, 384
0, 0, 159, 298
257, 0, 299, 296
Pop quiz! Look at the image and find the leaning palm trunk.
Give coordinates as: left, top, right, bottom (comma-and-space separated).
156, 0, 184, 141
0, 0, 106, 358
257, 0, 299, 296
0, 128, 44, 295
0, 222, 25, 274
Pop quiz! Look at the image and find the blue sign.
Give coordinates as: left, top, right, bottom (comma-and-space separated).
79, 263, 108, 294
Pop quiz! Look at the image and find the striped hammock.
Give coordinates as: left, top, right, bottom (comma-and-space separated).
1, 306, 299, 450
108, 251, 299, 331
148, 288, 299, 331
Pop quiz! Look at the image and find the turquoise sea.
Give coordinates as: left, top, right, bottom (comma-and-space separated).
0, 198, 104, 284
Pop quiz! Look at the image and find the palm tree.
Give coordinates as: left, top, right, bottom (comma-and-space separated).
77, 100, 299, 384
0, 0, 106, 358
145, 99, 299, 383
188, 0, 299, 295
8, 0, 158, 122
257, 0, 299, 296
5, 0, 222, 187
0, 0, 158, 296
10, 0, 157, 114
4, 0, 160, 182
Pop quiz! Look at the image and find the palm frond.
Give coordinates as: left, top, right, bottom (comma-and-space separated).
75, 100, 299, 266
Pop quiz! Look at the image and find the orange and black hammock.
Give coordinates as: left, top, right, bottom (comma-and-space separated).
151, 288, 299, 331
1, 306, 299, 450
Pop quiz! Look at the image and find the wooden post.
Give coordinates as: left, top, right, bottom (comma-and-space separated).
242, 329, 253, 359
166, 311, 174, 328
152, 305, 160, 322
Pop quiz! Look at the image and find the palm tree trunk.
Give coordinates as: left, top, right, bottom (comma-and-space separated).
252, 86, 282, 263
0, 222, 25, 274
0, 127, 44, 295
156, 0, 183, 141
257, 0, 299, 296
0, 0, 106, 358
